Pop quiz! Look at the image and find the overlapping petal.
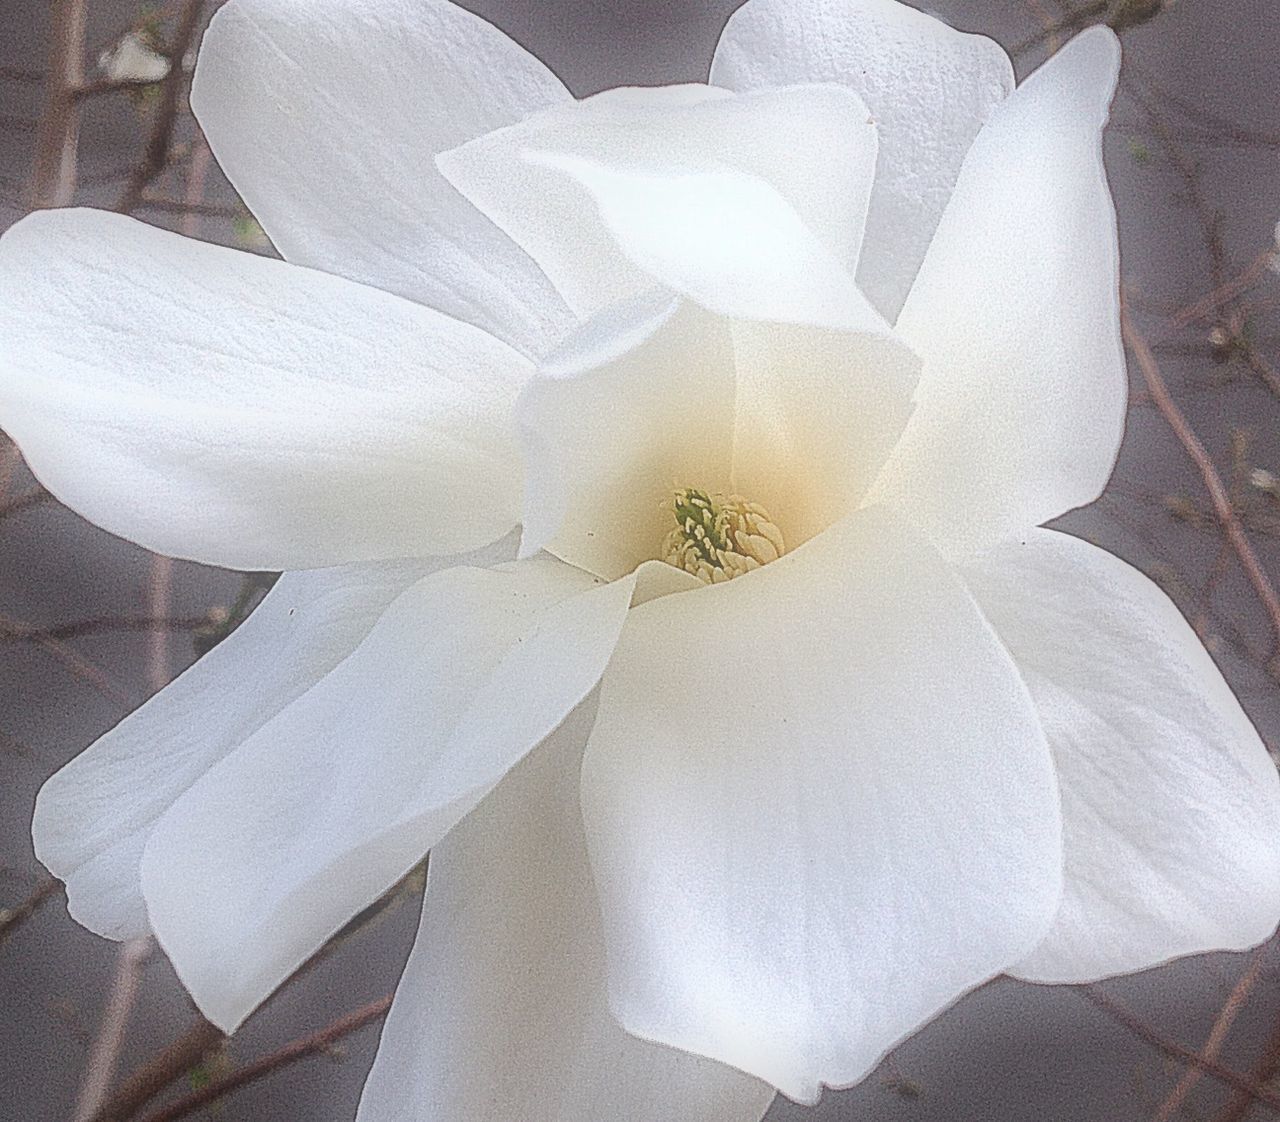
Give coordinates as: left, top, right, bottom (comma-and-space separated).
580, 506, 1062, 1101
437, 82, 878, 321
711, 0, 1015, 321
962, 529, 1280, 982
0, 209, 530, 571
192, 0, 573, 354
32, 556, 479, 941
867, 29, 1126, 556
140, 555, 643, 1031
357, 706, 776, 1122
519, 295, 917, 579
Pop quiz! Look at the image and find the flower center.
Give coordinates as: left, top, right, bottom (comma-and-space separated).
661, 488, 786, 584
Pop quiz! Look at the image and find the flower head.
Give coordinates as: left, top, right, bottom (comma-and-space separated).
3, 0, 1279, 1118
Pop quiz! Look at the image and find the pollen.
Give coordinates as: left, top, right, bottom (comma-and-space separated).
661, 488, 786, 584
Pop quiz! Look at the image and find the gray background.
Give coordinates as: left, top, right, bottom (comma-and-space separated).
4, 1, 1280, 1120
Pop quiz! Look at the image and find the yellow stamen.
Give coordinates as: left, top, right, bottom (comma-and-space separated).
661, 488, 786, 584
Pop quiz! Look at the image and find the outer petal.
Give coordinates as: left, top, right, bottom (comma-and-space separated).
140, 556, 648, 1032
867, 30, 1125, 557
437, 83, 878, 320
580, 506, 1062, 1101
357, 705, 776, 1122
0, 210, 529, 570
192, 0, 573, 354
32, 555, 472, 940
961, 529, 1280, 982
711, 0, 1014, 321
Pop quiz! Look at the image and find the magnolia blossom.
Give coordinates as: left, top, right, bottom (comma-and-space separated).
4, 0, 1280, 1118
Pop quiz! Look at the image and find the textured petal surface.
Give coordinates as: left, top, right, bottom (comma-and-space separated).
711, 0, 1014, 321
357, 706, 776, 1122
140, 557, 643, 1031
438, 82, 877, 320
0, 210, 529, 570
32, 556, 470, 940
519, 297, 918, 578
192, 0, 573, 354
868, 30, 1125, 556
962, 530, 1280, 982
580, 507, 1062, 1101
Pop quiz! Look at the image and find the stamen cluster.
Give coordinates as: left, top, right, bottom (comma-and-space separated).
662, 488, 786, 584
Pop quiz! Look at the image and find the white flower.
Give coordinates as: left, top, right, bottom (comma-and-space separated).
3, 0, 1278, 1118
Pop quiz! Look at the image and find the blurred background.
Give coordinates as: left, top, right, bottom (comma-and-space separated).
4, 0, 1280, 1119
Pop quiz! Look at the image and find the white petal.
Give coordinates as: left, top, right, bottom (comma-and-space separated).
519, 295, 737, 578
961, 529, 1280, 982
438, 83, 879, 327
140, 556, 646, 1031
32, 555, 472, 940
0, 210, 529, 570
711, 0, 1014, 321
580, 506, 1062, 1101
728, 319, 917, 548
868, 30, 1125, 556
192, 0, 573, 354
519, 296, 918, 578
357, 705, 776, 1122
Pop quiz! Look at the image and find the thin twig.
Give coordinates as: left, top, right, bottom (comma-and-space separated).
0, 611, 134, 706
133, 995, 393, 1122
115, 1, 205, 214
1211, 1007, 1280, 1122
91, 1018, 226, 1122
0, 615, 215, 644
1153, 946, 1270, 1121
0, 489, 53, 519
1082, 986, 1280, 1113
133, 197, 241, 219
73, 938, 155, 1122
1122, 305, 1280, 666
0, 878, 61, 945
28, 0, 86, 207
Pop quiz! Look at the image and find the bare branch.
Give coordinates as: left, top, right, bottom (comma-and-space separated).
29, 0, 86, 207
133, 995, 393, 1122
1081, 986, 1280, 1113
1122, 304, 1280, 667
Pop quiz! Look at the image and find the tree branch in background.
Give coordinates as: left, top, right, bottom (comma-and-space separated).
1152, 945, 1270, 1121
1122, 304, 1280, 670
0, 878, 61, 946
28, 0, 86, 207
116, 0, 206, 214
1081, 986, 1280, 1114
131, 995, 393, 1122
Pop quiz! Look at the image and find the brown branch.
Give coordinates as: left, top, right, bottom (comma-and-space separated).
1122, 305, 1280, 666
133, 995, 393, 1122
1153, 946, 1270, 1121
74, 77, 165, 102
1082, 986, 1280, 1113
1211, 1008, 1280, 1122
0, 615, 216, 644
0, 878, 61, 945
1173, 249, 1279, 330
0, 489, 53, 519
0, 611, 134, 706
91, 1019, 226, 1122
134, 197, 241, 219
116, 1, 206, 215
74, 938, 155, 1122
28, 0, 86, 207
0, 65, 44, 83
